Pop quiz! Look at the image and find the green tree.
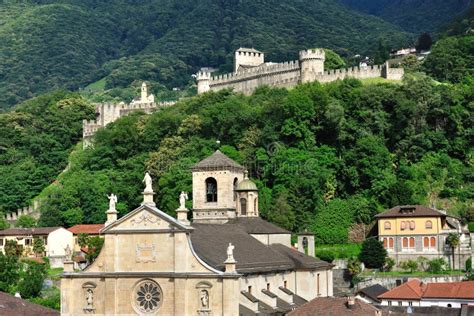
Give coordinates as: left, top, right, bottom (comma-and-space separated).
384, 257, 395, 272
427, 258, 447, 274
77, 233, 89, 248
85, 236, 104, 263
0, 253, 20, 293
17, 261, 47, 298
400, 260, 418, 273
4, 240, 22, 257
446, 232, 460, 270
32, 238, 45, 257
415, 33, 432, 51
16, 215, 37, 228
359, 238, 387, 269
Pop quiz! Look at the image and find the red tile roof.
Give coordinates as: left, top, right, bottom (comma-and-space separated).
378, 279, 426, 300
68, 224, 104, 235
423, 281, 474, 299
287, 297, 393, 316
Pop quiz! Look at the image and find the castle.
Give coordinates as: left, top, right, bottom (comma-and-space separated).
82, 82, 175, 147
196, 47, 404, 95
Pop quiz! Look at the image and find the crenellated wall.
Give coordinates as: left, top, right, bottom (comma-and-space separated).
82, 100, 176, 148
4, 199, 41, 226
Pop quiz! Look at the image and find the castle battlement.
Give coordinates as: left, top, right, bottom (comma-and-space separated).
299, 49, 325, 61
198, 47, 404, 95
82, 83, 177, 148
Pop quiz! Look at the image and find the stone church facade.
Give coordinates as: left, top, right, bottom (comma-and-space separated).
61, 150, 333, 315
196, 47, 404, 95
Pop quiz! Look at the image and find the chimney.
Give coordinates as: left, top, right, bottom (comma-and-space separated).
63, 260, 74, 272
347, 296, 355, 309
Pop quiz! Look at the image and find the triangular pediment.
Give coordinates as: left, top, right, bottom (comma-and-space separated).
101, 204, 191, 233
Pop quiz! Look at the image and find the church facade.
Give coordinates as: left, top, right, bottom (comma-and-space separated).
60, 150, 333, 315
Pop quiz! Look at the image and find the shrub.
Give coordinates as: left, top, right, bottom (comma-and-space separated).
17, 262, 47, 298
359, 238, 387, 269
427, 258, 447, 274
400, 260, 418, 273
316, 250, 336, 263
466, 257, 472, 273
384, 257, 395, 272
468, 222, 474, 233
417, 256, 429, 271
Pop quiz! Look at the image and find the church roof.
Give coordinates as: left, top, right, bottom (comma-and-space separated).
191, 220, 331, 274
192, 150, 245, 171
227, 217, 290, 234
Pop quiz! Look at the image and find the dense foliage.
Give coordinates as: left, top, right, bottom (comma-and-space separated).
0, 92, 95, 213
31, 75, 473, 244
359, 238, 387, 269
0, 0, 412, 109
339, 0, 473, 33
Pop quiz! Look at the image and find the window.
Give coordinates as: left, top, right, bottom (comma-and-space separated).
240, 198, 247, 215
317, 274, 320, 295
425, 220, 433, 229
384, 221, 391, 230
401, 221, 406, 230
398, 301, 402, 306
284, 281, 287, 289
409, 221, 416, 230
388, 301, 392, 306
205, 178, 217, 202
403, 237, 408, 248
383, 238, 388, 248
0, 239, 3, 246
25, 238, 31, 246
266, 283, 270, 291
409, 302, 413, 307
254, 198, 258, 214
424, 237, 429, 248
409, 237, 415, 248
248, 286, 252, 294
430, 237, 436, 248
389, 238, 394, 249
447, 304, 452, 308
384, 237, 394, 250
233, 178, 238, 201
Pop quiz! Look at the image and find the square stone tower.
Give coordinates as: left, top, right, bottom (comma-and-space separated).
192, 150, 245, 223
234, 48, 264, 72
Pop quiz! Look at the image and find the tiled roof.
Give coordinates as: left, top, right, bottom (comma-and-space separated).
236, 47, 263, 54
0, 291, 59, 315
423, 281, 474, 299
228, 217, 290, 234
287, 297, 388, 316
378, 279, 425, 300
0, 227, 62, 236
270, 244, 333, 270
375, 205, 446, 218
357, 284, 389, 302
192, 150, 245, 171
68, 224, 104, 235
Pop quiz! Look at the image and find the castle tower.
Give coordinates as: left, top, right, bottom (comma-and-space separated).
196, 71, 211, 94
141, 82, 148, 102
299, 49, 326, 83
234, 48, 264, 73
191, 150, 245, 223
235, 171, 259, 217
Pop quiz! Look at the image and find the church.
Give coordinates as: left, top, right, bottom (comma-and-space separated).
60, 150, 333, 315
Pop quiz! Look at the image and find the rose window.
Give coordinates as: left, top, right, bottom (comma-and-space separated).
134, 281, 162, 313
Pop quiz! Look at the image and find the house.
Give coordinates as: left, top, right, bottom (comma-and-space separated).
356, 284, 389, 304
375, 205, 472, 269
0, 291, 59, 315
68, 224, 104, 251
0, 227, 73, 268
287, 296, 392, 316
60, 150, 334, 315
378, 279, 474, 308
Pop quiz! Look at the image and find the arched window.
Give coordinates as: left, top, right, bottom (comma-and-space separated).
409, 221, 415, 230
389, 238, 394, 249
205, 178, 217, 202
401, 221, 406, 230
425, 220, 433, 229
383, 238, 388, 248
254, 197, 258, 215
424, 237, 429, 248
403, 237, 408, 248
430, 237, 436, 248
409, 237, 415, 248
384, 222, 391, 230
240, 198, 247, 215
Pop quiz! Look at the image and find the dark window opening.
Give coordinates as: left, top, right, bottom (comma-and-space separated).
248, 286, 252, 294
240, 198, 247, 215
205, 178, 217, 202
266, 283, 270, 291
233, 178, 238, 201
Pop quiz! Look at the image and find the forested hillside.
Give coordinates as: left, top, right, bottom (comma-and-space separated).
31, 75, 473, 244
339, 0, 473, 33
0, 0, 412, 109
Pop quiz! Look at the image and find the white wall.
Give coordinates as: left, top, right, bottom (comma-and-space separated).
47, 228, 73, 257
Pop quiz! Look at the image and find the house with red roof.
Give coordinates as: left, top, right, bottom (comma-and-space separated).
68, 224, 104, 252
378, 279, 474, 309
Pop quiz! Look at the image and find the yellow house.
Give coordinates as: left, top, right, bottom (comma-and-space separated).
375, 205, 472, 268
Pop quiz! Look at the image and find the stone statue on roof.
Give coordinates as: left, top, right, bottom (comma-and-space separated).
179, 191, 188, 210
226, 243, 235, 262
143, 172, 153, 192
107, 193, 117, 211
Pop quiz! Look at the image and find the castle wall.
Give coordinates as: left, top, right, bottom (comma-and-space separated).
313, 65, 385, 83
209, 61, 301, 95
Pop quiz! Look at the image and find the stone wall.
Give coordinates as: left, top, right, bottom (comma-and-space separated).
4, 199, 41, 226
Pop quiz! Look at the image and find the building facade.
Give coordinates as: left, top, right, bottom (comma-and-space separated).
196, 47, 404, 95
376, 205, 472, 269
60, 150, 333, 315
